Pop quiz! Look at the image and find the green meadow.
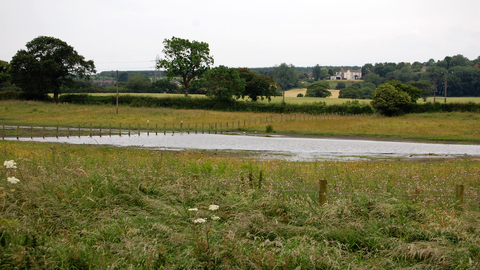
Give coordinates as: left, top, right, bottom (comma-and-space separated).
1, 100, 480, 268
0, 141, 479, 268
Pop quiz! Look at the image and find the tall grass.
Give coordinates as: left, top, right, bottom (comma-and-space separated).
0, 141, 479, 268
1, 100, 480, 141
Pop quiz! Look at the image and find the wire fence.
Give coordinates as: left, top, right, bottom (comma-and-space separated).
1, 112, 370, 139
183, 174, 479, 208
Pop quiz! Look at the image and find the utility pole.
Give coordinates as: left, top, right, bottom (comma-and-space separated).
116, 70, 119, 114
154, 55, 160, 82
444, 72, 448, 104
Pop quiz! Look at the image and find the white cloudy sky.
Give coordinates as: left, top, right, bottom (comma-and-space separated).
1, 0, 479, 72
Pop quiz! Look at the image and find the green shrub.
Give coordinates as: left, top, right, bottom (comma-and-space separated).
297, 93, 304, 97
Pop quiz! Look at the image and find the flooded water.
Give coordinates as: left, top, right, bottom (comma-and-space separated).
6, 132, 480, 161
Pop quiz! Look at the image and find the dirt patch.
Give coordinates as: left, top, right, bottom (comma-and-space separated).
284, 89, 339, 98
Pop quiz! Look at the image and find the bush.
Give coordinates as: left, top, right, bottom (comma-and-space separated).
0, 90, 19, 100
371, 83, 411, 116
335, 81, 346, 90
297, 93, 304, 97
265, 125, 274, 133
305, 82, 331, 98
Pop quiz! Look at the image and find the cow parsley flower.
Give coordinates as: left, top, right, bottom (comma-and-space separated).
193, 218, 207, 224
211, 215, 220, 220
208, 205, 219, 211
3, 160, 17, 169
7, 177, 20, 184
188, 208, 198, 211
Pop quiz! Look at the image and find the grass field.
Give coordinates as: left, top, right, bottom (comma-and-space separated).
78, 92, 480, 105
0, 140, 479, 268
1, 100, 480, 142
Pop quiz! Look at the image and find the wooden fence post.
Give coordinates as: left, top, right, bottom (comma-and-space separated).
456, 184, 465, 203
17, 125, 20, 140
99, 123, 102, 138
164, 123, 166, 135
109, 124, 112, 137
2, 125, 4, 140
319, 179, 327, 205
119, 123, 122, 137
128, 124, 131, 137
155, 123, 158, 136
138, 124, 140, 136
31, 126, 33, 139
90, 124, 93, 137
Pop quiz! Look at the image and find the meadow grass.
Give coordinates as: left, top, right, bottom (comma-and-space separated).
0, 140, 479, 269
81, 92, 480, 105
1, 100, 480, 142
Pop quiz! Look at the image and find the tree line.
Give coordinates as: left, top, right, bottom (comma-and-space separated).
1, 36, 479, 109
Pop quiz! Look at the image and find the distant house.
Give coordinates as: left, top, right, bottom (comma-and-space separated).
330, 68, 362, 80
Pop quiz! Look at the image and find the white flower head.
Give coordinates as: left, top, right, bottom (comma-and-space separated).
7, 177, 20, 184
193, 218, 207, 224
208, 205, 219, 211
188, 208, 198, 212
211, 215, 220, 221
4, 160, 17, 169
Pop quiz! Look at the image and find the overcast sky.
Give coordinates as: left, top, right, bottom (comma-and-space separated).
1, 0, 479, 72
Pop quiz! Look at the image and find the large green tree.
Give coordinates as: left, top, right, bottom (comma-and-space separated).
236, 68, 277, 101
305, 81, 331, 97
125, 74, 151, 92
9, 36, 95, 103
312, 64, 321, 81
0, 60, 10, 86
371, 83, 411, 116
201, 66, 245, 102
157, 36, 214, 97
271, 63, 298, 91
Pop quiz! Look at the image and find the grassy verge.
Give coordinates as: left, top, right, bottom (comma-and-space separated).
0, 141, 479, 268
1, 100, 480, 142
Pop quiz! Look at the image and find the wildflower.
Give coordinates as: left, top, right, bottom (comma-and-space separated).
3, 160, 17, 169
188, 208, 198, 211
208, 205, 219, 211
7, 177, 20, 184
193, 218, 206, 224
211, 215, 220, 220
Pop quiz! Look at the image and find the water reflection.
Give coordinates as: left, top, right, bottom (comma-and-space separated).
7, 133, 480, 161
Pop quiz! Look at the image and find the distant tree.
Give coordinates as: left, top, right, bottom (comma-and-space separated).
150, 79, 180, 93
328, 68, 334, 76
361, 63, 373, 77
201, 66, 245, 102
424, 66, 447, 101
0, 60, 10, 86
339, 85, 362, 99
363, 73, 384, 87
157, 36, 214, 97
335, 81, 346, 90
384, 80, 421, 103
125, 74, 151, 92
236, 68, 277, 101
271, 63, 298, 91
449, 54, 471, 67
305, 81, 331, 97
118, 72, 129, 82
371, 83, 411, 116
409, 81, 432, 101
9, 36, 95, 103
312, 64, 321, 81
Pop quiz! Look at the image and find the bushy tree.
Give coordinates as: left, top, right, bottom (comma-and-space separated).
339, 86, 362, 99
0, 60, 10, 87
9, 36, 95, 103
151, 79, 180, 93
237, 68, 276, 101
335, 81, 346, 90
157, 36, 214, 97
384, 80, 421, 103
125, 74, 151, 92
305, 81, 331, 97
371, 83, 411, 116
271, 63, 298, 90
201, 66, 245, 102
312, 64, 321, 81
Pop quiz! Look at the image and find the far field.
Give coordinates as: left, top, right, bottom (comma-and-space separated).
1, 100, 480, 142
78, 91, 480, 105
